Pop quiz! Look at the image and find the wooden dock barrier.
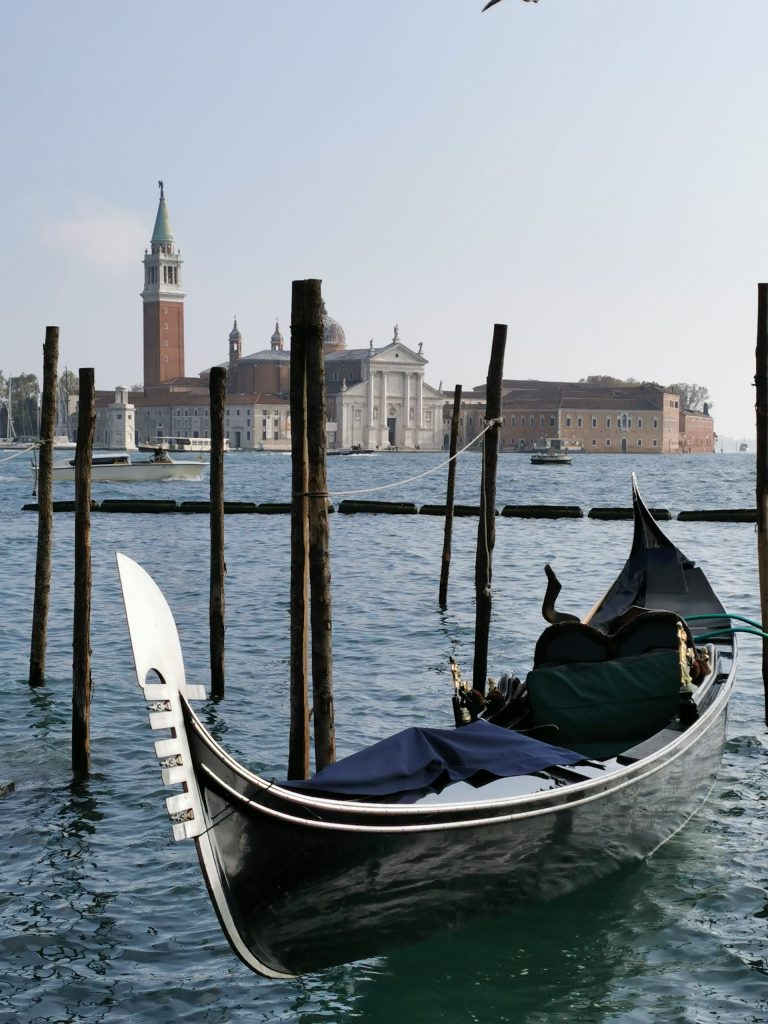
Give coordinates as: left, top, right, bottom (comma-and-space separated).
502, 505, 583, 519
179, 500, 259, 514
337, 499, 418, 515
422, 503, 490, 516
20, 501, 766, 524
589, 507, 671, 521
99, 498, 178, 514
678, 509, 757, 522
260, 502, 297, 515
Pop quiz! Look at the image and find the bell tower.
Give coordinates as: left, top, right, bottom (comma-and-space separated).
141, 181, 185, 386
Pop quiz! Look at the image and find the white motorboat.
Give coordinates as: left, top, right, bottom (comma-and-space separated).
35, 452, 206, 484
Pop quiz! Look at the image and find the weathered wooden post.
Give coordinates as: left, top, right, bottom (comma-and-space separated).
472, 325, 507, 694
288, 300, 310, 780
29, 326, 58, 688
439, 384, 463, 609
209, 366, 226, 699
755, 284, 768, 725
303, 280, 335, 771
72, 367, 95, 773
290, 279, 335, 774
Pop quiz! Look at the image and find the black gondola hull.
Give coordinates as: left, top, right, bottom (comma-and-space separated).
185, 665, 732, 977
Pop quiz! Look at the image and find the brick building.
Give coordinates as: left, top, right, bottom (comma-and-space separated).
445, 380, 715, 454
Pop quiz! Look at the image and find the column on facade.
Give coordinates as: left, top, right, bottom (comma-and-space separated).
367, 371, 374, 445
381, 371, 388, 442
404, 370, 411, 445
416, 369, 423, 427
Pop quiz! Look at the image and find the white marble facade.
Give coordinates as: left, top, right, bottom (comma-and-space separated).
334, 338, 444, 450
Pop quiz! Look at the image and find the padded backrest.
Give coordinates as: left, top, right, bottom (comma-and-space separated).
533, 622, 611, 668
526, 650, 682, 748
533, 610, 691, 668
610, 610, 691, 658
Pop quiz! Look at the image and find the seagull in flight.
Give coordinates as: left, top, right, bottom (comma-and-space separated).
483, 0, 539, 10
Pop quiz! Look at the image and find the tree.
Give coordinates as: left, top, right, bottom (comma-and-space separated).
668, 382, 712, 413
60, 369, 79, 396
6, 372, 40, 437
579, 375, 631, 387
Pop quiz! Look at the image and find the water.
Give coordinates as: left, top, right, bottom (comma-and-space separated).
1, 450, 766, 1023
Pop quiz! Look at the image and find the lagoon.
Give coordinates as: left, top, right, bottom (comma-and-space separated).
1, 450, 766, 1023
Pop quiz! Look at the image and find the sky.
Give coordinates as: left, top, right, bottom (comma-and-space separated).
1, 0, 766, 441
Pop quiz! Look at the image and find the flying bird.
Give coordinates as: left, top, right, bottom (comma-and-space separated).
483, 0, 539, 10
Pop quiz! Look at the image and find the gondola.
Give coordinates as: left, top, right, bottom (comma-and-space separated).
117, 475, 737, 979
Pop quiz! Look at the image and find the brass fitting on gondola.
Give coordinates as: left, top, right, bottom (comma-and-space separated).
677, 620, 695, 691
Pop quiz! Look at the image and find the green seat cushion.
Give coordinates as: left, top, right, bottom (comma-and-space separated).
526, 650, 682, 753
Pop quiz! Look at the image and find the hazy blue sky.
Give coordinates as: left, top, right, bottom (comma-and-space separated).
2, 0, 766, 440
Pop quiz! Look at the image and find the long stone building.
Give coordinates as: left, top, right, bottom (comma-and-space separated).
450, 380, 715, 454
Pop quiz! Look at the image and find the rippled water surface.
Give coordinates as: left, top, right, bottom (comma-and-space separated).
1, 451, 766, 1022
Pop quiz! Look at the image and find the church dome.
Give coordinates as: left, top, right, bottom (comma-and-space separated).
322, 310, 346, 353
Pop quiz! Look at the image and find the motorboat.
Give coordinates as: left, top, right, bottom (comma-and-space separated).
37, 451, 206, 484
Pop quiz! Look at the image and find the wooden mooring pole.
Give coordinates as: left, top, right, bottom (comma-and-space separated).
439, 384, 462, 610
755, 283, 768, 726
29, 326, 58, 688
289, 279, 335, 775
304, 282, 335, 772
209, 366, 226, 698
72, 368, 95, 773
288, 305, 310, 780
472, 324, 507, 695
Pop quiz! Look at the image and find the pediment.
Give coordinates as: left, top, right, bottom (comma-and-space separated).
370, 341, 427, 368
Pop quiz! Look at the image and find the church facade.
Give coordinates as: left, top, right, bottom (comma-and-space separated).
94, 185, 444, 451
326, 329, 444, 450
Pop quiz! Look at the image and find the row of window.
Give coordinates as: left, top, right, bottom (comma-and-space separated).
508, 414, 659, 431
508, 438, 659, 449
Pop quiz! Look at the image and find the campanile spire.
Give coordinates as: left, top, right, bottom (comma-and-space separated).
141, 181, 186, 386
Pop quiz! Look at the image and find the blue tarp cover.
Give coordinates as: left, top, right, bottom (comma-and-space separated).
285, 719, 583, 798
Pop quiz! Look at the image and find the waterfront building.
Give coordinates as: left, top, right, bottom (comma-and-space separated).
453, 380, 715, 454
102, 386, 136, 450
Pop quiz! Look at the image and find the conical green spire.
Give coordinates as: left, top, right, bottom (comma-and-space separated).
151, 179, 174, 243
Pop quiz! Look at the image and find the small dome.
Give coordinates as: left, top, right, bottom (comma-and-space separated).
323, 312, 346, 352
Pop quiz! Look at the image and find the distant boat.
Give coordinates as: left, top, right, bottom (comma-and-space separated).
137, 435, 229, 455
328, 445, 375, 456
35, 452, 206, 484
739, 443, 749, 453
531, 451, 572, 465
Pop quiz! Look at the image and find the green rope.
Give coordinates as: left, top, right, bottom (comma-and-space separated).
686, 612, 764, 630
694, 625, 768, 642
